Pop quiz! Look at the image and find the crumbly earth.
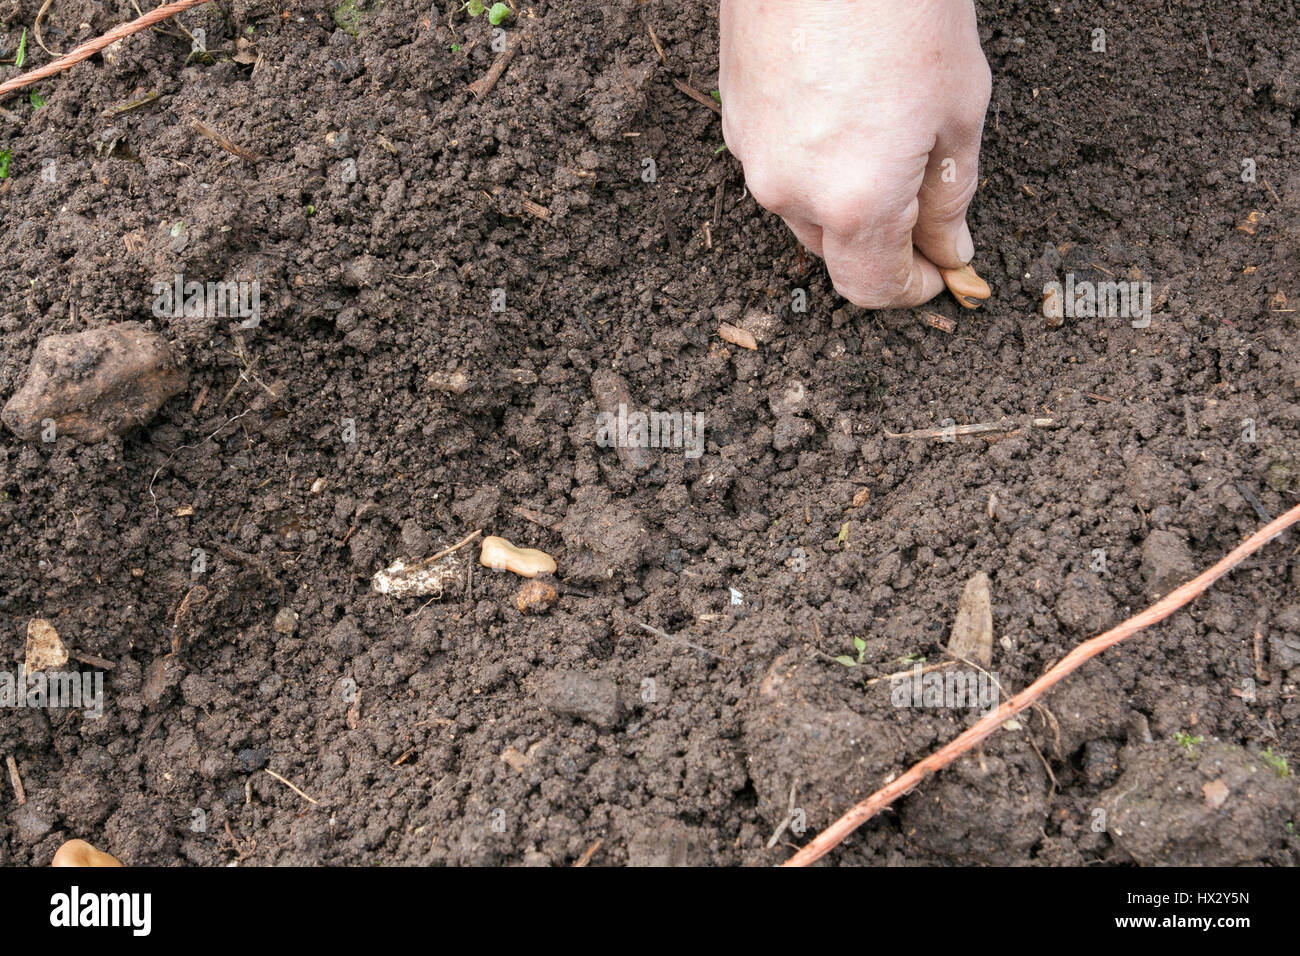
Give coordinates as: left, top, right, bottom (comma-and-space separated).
0, 0, 1297, 866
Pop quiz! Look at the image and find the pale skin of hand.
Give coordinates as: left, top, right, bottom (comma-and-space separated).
719, 0, 992, 308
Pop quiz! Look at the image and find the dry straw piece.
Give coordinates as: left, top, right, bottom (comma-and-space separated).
24, 618, 67, 674
51, 839, 122, 867
479, 536, 557, 578
718, 323, 758, 350
940, 264, 991, 309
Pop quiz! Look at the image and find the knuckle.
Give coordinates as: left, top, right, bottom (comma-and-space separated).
976, 60, 993, 106
830, 259, 911, 309
741, 163, 798, 217
817, 187, 890, 237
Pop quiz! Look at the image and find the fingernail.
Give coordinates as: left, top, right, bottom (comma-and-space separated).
957, 222, 975, 263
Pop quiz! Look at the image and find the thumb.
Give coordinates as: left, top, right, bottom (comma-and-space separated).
912, 136, 981, 270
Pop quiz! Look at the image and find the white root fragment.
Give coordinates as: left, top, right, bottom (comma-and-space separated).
371, 554, 465, 599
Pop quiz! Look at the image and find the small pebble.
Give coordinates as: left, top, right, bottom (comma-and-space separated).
515, 579, 558, 614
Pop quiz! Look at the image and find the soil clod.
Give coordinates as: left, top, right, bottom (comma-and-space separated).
537, 670, 620, 729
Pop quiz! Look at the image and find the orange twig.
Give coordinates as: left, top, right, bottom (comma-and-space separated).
785, 501, 1300, 866
0, 0, 210, 102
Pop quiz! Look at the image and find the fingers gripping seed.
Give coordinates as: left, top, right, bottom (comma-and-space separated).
51, 839, 123, 867
940, 264, 991, 309
479, 536, 557, 578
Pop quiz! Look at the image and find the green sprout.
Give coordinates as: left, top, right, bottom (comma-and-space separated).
1262, 747, 1290, 778
710, 89, 721, 102
713, 143, 729, 156
29, 89, 45, 110
464, 2, 511, 25
900, 653, 926, 665
14, 28, 27, 70
333, 0, 366, 36
0, 149, 11, 179
835, 636, 867, 668
305, 204, 316, 216
1174, 731, 1203, 755
836, 521, 849, 545
451, 42, 462, 52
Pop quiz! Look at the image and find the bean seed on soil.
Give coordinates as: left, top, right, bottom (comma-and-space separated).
51, 839, 122, 867
939, 264, 992, 309
479, 536, 557, 578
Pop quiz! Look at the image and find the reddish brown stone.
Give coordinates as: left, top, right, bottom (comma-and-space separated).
515, 578, 558, 614
2, 322, 187, 442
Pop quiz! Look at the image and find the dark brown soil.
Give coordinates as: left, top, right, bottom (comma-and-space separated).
1, 0, 1298, 866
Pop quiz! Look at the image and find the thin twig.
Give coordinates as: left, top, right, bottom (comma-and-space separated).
645, 21, 666, 65
785, 501, 1300, 866
70, 650, 116, 670
885, 418, 1055, 440
264, 768, 319, 805
862, 659, 955, 687
148, 410, 251, 515
6, 756, 25, 805
0, 0, 211, 101
918, 312, 956, 334
468, 29, 524, 98
191, 118, 261, 162
34, 0, 62, 57
633, 619, 716, 659
573, 839, 603, 867
103, 90, 160, 117
766, 779, 799, 848
425, 529, 483, 565
672, 78, 721, 114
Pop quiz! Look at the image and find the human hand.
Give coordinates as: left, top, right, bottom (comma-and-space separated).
719, 0, 992, 308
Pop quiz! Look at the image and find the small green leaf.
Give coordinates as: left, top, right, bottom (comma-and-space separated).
29, 89, 45, 110
466, 0, 486, 16
710, 89, 721, 102
837, 522, 849, 544
853, 636, 866, 653
451, 42, 462, 52
834, 656, 857, 668
15, 28, 27, 70
487, 2, 511, 24
0, 149, 11, 179
713, 143, 729, 155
